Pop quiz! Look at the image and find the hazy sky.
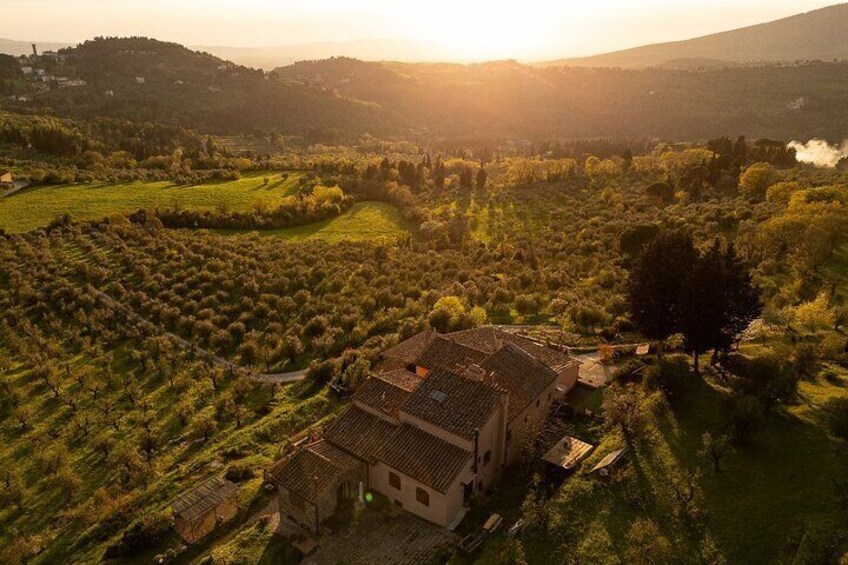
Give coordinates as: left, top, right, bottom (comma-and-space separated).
3, 0, 842, 60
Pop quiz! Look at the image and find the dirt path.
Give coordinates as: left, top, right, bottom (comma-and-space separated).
89, 286, 307, 384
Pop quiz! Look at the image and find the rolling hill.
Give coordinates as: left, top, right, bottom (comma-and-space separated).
272, 57, 848, 142
17, 38, 402, 138
197, 39, 440, 70
544, 3, 848, 69
10, 35, 848, 143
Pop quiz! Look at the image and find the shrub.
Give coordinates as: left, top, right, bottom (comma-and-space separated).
625, 518, 673, 565
225, 461, 255, 483
306, 359, 337, 385
428, 308, 452, 333
794, 343, 820, 379
765, 181, 802, 204
728, 394, 764, 444
312, 184, 345, 204
612, 360, 645, 384
645, 182, 674, 203
739, 162, 776, 199
819, 334, 848, 364
650, 355, 692, 399
103, 511, 171, 559
827, 397, 848, 441
732, 351, 799, 410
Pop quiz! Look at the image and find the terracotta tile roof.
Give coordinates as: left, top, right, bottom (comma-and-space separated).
377, 424, 472, 493
381, 329, 436, 364
308, 438, 363, 469
414, 335, 487, 374
448, 326, 502, 353
270, 440, 361, 503
401, 369, 502, 441
449, 326, 579, 371
324, 405, 397, 462
376, 369, 424, 391
479, 342, 559, 421
500, 333, 579, 371
354, 370, 422, 419
171, 477, 239, 522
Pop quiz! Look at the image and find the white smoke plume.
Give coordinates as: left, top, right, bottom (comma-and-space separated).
788, 138, 848, 168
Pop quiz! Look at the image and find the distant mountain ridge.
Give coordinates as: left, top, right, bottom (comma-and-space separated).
542, 3, 848, 68
196, 39, 441, 70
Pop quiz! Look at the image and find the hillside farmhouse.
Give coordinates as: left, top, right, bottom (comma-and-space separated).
271, 327, 579, 532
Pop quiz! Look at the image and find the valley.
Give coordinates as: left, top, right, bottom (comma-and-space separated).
2, 5, 848, 564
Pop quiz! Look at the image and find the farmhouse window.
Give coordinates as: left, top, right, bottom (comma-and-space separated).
389, 471, 401, 490
416, 487, 430, 506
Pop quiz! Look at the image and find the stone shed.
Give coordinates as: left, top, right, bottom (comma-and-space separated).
171, 476, 240, 544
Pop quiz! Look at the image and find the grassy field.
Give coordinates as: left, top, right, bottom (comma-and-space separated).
0, 172, 303, 233
219, 201, 409, 243
486, 358, 848, 565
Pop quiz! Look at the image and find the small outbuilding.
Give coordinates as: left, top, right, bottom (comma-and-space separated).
542, 436, 594, 472
171, 477, 240, 544
591, 448, 627, 480
271, 440, 365, 534
0, 170, 13, 189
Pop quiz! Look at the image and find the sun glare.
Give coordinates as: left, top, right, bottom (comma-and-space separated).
417, 4, 553, 61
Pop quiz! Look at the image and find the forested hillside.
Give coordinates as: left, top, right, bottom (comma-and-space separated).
274, 58, 848, 142
19, 38, 400, 138
5, 37, 848, 142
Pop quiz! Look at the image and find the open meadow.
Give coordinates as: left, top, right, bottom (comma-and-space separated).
0, 173, 304, 233
218, 202, 408, 243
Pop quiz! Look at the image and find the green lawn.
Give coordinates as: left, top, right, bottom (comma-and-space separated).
511, 366, 848, 565
0, 172, 303, 233
218, 201, 409, 243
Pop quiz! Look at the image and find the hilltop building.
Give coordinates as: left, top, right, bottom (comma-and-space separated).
270, 327, 579, 532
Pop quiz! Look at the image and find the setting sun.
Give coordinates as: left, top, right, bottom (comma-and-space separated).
416, 4, 552, 60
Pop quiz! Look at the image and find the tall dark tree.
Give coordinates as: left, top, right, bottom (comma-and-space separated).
717, 243, 762, 356
675, 239, 762, 370
433, 159, 446, 190
628, 230, 698, 359
678, 241, 726, 371
476, 166, 488, 190
622, 148, 633, 171
459, 166, 474, 190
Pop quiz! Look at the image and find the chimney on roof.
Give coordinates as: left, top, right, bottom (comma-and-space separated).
464, 364, 487, 381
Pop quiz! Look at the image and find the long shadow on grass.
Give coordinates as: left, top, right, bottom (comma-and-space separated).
656, 374, 848, 564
